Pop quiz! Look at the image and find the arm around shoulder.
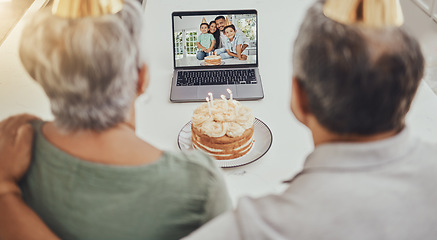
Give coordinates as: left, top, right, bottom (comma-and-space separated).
0, 114, 58, 240
0, 193, 60, 240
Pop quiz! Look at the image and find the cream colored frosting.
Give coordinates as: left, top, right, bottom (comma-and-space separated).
226, 122, 246, 137
200, 121, 228, 137
192, 99, 253, 138
235, 106, 254, 129
192, 103, 212, 126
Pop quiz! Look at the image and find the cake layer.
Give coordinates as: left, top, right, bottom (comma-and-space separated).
193, 134, 254, 154
204, 55, 221, 65
192, 125, 254, 160
193, 138, 253, 160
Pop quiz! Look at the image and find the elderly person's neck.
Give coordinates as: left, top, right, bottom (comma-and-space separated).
42, 113, 161, 166
291, 78, 401, 147
306, 116, 399, 146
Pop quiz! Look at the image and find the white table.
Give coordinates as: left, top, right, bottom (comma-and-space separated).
1, 0, 437, 205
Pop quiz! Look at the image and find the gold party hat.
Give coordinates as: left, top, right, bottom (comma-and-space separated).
202, 17, 208, 23
323, 0, 404, 27
225, 16, 233, 26
52, 0, 124, 18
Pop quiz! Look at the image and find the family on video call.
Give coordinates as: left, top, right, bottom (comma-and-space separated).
196, 16, 250, 61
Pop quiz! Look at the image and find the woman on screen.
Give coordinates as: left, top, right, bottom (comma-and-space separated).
209, 20, 221, 50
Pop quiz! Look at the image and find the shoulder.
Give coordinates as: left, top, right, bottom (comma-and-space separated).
30, 119, 44, 131
186, 194, 297, 240
416, 138, 437, 153
161, 151, 227, 195
183, 211, 240, 240
28, 119, 51, 154
163, 150, 221, 176
29, 119, 49, 147
409, 138, 437, 171
236, 29, 247, 38
236, 34, 244, 42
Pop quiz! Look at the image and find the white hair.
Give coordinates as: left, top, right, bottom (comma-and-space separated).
19, 0, 146, 131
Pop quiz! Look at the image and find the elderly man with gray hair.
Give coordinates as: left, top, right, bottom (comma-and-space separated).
184, 0, 437, 239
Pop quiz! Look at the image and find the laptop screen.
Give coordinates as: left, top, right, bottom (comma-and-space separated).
172, 10, 258, 69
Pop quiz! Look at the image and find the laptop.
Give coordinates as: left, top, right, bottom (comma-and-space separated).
170, 10, 264, 102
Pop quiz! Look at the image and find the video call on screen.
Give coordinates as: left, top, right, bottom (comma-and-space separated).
173, 13, 257, 68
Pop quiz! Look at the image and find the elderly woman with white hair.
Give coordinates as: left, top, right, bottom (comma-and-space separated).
7, 0, 231, 239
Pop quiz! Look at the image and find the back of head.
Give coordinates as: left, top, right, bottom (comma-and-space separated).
293, 0, 424, 135
19, 0, 146, 132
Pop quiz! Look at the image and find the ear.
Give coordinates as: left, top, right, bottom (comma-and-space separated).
290, 76, 310, 125
137, 63, 149, 96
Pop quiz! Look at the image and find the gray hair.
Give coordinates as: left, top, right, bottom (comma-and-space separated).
19, 0, 146, 131
292, 0, 424, 135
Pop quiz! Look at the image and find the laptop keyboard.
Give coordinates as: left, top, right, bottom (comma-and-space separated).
176, 69, 257, 86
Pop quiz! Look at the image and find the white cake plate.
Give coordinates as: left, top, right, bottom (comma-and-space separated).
177, 118, 273, 168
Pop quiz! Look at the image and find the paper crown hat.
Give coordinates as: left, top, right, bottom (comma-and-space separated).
323, 0, 404, 27
225, 17, 233, 26
52, 0, 124, 18
202, 17, 208, 24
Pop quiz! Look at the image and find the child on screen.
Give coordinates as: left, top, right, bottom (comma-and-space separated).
196, 21, 216, 60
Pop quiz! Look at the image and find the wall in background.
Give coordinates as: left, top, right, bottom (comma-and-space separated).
403, 0, 437, 94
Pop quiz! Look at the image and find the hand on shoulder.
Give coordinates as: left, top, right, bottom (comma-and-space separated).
0, 114, 39, 196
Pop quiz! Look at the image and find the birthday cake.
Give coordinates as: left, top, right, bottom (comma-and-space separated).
204, 55, 221, 66
191, 94, 254, 160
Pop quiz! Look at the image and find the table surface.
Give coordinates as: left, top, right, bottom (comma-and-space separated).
1, 0, 437, 204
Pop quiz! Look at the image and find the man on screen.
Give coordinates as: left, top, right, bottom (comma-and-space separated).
214, 15, 250, 59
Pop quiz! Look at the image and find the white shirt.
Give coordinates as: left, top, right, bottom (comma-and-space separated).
219, 26, 250, 49
184, 128, 437, 240
224, 34, 245, 54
